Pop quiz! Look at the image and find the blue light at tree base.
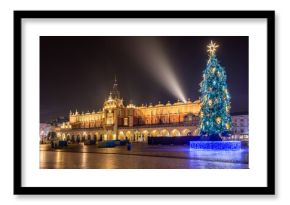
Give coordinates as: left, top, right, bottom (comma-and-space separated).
190, 141, 242, 150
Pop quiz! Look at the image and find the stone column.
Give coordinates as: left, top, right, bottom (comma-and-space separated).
113, 109, 118, 140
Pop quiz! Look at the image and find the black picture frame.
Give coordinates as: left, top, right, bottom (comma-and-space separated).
14, 10, 275, 195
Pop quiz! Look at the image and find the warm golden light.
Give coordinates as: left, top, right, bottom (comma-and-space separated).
215, 117, 221, 124
208, 99, 213, 107
59, 79, 201, 139
226, 123, 231, 130
200, 111, 204, 118
226, 105, 230, 113
207, 40, 219, 57
224, 88, 228, 94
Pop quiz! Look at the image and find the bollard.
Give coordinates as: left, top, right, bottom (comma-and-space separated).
127, 143, 131, 151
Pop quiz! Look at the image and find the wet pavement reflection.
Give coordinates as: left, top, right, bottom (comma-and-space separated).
40, 143, 249, 169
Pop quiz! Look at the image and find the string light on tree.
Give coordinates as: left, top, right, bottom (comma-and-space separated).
198, 41, 232, 140
215, 117, 221, 124
208, 99, 213, 107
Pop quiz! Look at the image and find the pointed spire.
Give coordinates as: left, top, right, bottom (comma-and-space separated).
112, 75, 120, 99
108, 91, 113, 100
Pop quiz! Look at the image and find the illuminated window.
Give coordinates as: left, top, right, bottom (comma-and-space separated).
124, 118, 128, 126
106, 118, 113, 125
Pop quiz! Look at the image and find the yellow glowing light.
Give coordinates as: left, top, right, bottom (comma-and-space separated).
216, 117, 221, 124
226, 105, 231, 113
208, 99, 213, 107
211, 67, 216, 73
226, 123, 231, 129
207, 40, 219, 57
200, 112, 204, 118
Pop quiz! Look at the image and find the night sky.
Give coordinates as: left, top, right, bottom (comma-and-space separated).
40, 36, 248, 123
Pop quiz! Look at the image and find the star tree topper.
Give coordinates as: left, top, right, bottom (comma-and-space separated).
207, 40, 219, 57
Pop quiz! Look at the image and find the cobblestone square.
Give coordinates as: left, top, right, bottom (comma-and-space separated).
40, 143, 248, 169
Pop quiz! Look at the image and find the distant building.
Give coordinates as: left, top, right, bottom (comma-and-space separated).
230, 112, 249, 141
39, 123, 52, 141
56, 78, 201, 142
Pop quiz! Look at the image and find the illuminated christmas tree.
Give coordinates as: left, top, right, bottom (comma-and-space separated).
198, 41, 232, 140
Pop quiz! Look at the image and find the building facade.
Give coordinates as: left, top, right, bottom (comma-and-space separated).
40, 123, 52, 141
230, 112, 249, 141
56, 79, 201, 142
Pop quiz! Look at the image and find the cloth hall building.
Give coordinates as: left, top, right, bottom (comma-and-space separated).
56, 79, 201, 142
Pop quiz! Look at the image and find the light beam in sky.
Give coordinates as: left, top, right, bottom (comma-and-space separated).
132, 38, 187, 103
